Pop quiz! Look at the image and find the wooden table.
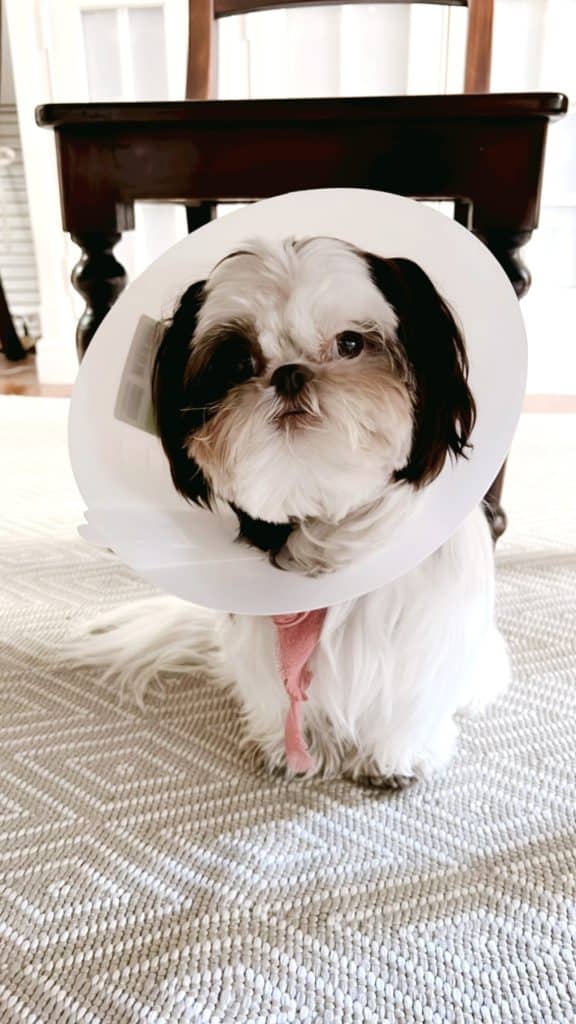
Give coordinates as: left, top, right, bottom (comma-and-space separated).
37, 93, 568, 536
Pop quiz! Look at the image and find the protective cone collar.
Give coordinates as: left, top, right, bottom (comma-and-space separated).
70, 189, 526, 615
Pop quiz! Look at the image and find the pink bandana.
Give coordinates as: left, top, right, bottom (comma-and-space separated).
272, 608, 327, 774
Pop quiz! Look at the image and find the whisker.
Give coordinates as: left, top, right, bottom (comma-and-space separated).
180, 401, 221, 414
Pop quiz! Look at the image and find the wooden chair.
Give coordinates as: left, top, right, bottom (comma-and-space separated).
36, 0, 567, 539
187, 0, 493, 101
184, 0, 494, 231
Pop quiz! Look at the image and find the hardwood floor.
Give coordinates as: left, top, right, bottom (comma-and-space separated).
0, 353, 72, 397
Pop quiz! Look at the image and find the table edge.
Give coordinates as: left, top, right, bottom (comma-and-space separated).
36, 93, 570, 129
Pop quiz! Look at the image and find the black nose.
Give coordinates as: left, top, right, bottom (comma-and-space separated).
270, 363, 313, 398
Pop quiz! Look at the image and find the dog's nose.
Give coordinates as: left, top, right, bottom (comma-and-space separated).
270, 363, 313, 398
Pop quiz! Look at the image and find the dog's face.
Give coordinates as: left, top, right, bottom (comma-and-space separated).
153, 237, 475, 551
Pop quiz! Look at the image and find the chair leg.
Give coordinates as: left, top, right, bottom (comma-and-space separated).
185, 202, 217, 234
477, 228, 533, 542
483, 462, 508, 543
0, 273, 27, 361
454, 200, 472, 228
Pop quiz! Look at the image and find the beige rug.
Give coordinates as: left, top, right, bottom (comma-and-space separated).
1, 397, 575, 1023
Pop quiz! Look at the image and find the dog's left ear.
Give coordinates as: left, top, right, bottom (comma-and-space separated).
366, 255, 476, 487
152, 280, 214, 508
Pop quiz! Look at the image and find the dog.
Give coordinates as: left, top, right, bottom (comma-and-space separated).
70, 236, 509, 787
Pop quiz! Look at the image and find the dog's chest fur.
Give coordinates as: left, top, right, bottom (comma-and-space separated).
220, 508, 504, 779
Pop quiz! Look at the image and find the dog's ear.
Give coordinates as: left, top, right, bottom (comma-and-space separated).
366, 255, 476, 487
152, 280, 213, 507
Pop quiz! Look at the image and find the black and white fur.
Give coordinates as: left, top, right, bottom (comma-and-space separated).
71, 237, 509, 786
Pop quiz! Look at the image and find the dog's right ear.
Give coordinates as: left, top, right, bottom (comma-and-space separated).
365, 255, 476, 487
152, 280, 213, 508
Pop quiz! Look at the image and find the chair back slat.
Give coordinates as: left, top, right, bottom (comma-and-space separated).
187, 0, 214, 99
464, 0, 493, 93
186, 0, 492, 100
215, 0, 466, 16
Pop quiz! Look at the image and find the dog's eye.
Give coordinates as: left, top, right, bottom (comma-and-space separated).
336, 331, 365, 358
207, 337, 256, 384
232, 353, 255, 381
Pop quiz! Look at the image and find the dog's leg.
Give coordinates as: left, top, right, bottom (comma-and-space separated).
222, 615, 292, 773
347, 715, 459, 791
458, 626, 510, 716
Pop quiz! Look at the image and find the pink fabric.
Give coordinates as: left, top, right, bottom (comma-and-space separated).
272, 609, 327, 774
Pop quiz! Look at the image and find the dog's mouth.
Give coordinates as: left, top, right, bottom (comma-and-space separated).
275, 403, 319, 426
280, 407, 307, 418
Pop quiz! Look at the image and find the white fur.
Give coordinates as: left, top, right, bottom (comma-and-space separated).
66, 507, 508, 783
66, 237, 510, 785
199, 237, 399, 363
188, 237, 412, 525
224, 508, 509, 779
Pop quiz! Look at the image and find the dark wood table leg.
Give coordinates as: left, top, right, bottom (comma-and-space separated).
482, 463, 508, 543
480, 229, 532, 300
71, 233, 127, 360
185, 201, 216, 234
477, 229, 533, 541
0, 272, 27, 361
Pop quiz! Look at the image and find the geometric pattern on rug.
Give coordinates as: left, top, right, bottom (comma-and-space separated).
1, 397, 574, 1023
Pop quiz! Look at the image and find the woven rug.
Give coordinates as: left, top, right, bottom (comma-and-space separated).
1, 396, 575, 1023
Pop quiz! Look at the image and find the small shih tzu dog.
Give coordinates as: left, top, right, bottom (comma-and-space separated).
73, 236, 509, 787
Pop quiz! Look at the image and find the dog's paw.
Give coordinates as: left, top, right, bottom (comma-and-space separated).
271, 531, 333, 577
359, 772, 417, 792
345, 723, 458, 790
241, 735, 293, 779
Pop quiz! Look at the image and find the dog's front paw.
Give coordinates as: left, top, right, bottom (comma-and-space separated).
271, 529, 334, 577
240, 734, 293, 779
360, 772, 417, 792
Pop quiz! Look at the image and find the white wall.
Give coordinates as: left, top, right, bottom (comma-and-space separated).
1, 0, 15, 104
